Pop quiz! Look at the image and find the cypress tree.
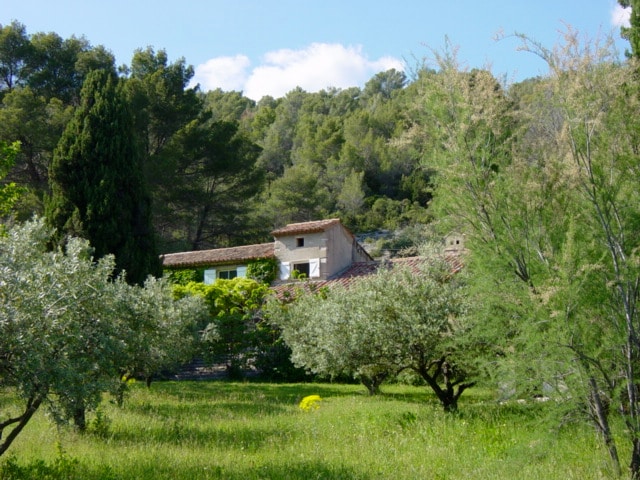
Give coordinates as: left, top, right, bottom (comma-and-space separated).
46, 69, 160, 285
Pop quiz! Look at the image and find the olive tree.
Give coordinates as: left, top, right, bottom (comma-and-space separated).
0, 218, 205, 455
117, 276, 207, 390
267, 247, 471, 411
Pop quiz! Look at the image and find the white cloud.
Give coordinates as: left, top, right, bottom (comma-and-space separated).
190, 55, 251, 92
192, 43, 404, 100
611, 4, 631, 28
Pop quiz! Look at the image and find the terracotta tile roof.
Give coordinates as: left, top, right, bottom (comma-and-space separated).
270, 254, 464, 299
161, 243, 275, 268
271, 218, 342, 236
161, 219, 360, 269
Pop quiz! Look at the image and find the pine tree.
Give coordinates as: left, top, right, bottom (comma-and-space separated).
46, 69, 160, 285
620, 0, 640, 59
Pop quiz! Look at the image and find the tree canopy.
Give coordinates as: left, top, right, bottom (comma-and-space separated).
0, 218, 206, 455
266, 247, 471, 410
45, 68, 160, 284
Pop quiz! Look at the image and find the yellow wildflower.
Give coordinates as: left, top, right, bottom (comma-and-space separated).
299, 394, 322, 411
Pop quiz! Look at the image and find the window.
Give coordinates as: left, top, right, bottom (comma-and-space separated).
292, 262, 310, 278
205, 266, 246, 284
296, 237, 305, 247
217, 268, 237, 280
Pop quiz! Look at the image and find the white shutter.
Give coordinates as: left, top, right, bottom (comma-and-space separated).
279, 262, 290, 280
309, 258, 320, 278
237, 266, 247, 278
204, 268, 216, 285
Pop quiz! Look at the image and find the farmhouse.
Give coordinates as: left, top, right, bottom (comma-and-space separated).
161, 218, 374, 284
160, 218, 465, 289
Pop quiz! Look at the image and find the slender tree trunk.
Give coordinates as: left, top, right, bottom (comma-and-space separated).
73, 406, 87, 432
191, 205, 211, 250
631, 437, 640, 480
0, 395, 44, 457
587, 376, 621, 476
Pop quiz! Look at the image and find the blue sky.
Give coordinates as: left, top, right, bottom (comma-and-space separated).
3, 1, 632, 100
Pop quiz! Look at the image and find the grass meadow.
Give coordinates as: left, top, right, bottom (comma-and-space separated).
0, 381, 623, 479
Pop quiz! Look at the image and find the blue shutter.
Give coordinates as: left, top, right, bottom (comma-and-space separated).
279, 262, 290, 280
204, 269, 216, 284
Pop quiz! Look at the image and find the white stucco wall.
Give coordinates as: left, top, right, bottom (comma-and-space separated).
274, 223, 367, 280
274, 230, 327, 279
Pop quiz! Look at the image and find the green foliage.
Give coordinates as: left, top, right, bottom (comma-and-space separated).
151, 117, 264, 250
0, 22, 114, 213
27, 32, 114, 104
411, 30, 640, 475
173, 277, 268, 317
88, 407, 112, 439
0, 21, 32, 92
126, 46, 200, 161
0, 88, 72, 207
45, 69, 160, 285
250, 319, 311, 382
204, 88, 256, 122
0, 140, 24, 219
267, 247, 472, 408
0, 445, 83, 480
0, 218, 127, 440
363, 223, 432, 258
0, 218, 205, 455
620, 0, 640, 59
164, 267, 203, 286
173, 278, 269, 376
0, 382, 615, 479
165, 262, 276, 288
0, 24, 437, 239
120, 276, 207, 385
246, 257, 278, 284
260, 159, 331, 225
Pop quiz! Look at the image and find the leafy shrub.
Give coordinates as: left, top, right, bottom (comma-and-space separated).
164, 268, 203, 285
246, 257, 278, 284
0, 445, 82, 480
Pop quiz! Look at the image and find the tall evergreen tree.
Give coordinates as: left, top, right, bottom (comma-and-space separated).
620, 0, 640, 59
45, 69, 160, 285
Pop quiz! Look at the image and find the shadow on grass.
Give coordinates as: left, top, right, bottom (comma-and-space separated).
378, 385, 501, 409
105, 381, 368, 449
122, 381, 364, 424
144, 380, 362, 405
458, 398, 555, 425
181, 460, 372, 480
127, 398, 290, 419
2, 456, 370, 480
378, 389, 431, 405
107, 421, 295, 451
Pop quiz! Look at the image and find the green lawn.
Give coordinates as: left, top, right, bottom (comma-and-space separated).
0, 381, 621, 479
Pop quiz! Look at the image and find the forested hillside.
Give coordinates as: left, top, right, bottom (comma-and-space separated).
0, 21, 454, 254
10, 21, 630, 258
